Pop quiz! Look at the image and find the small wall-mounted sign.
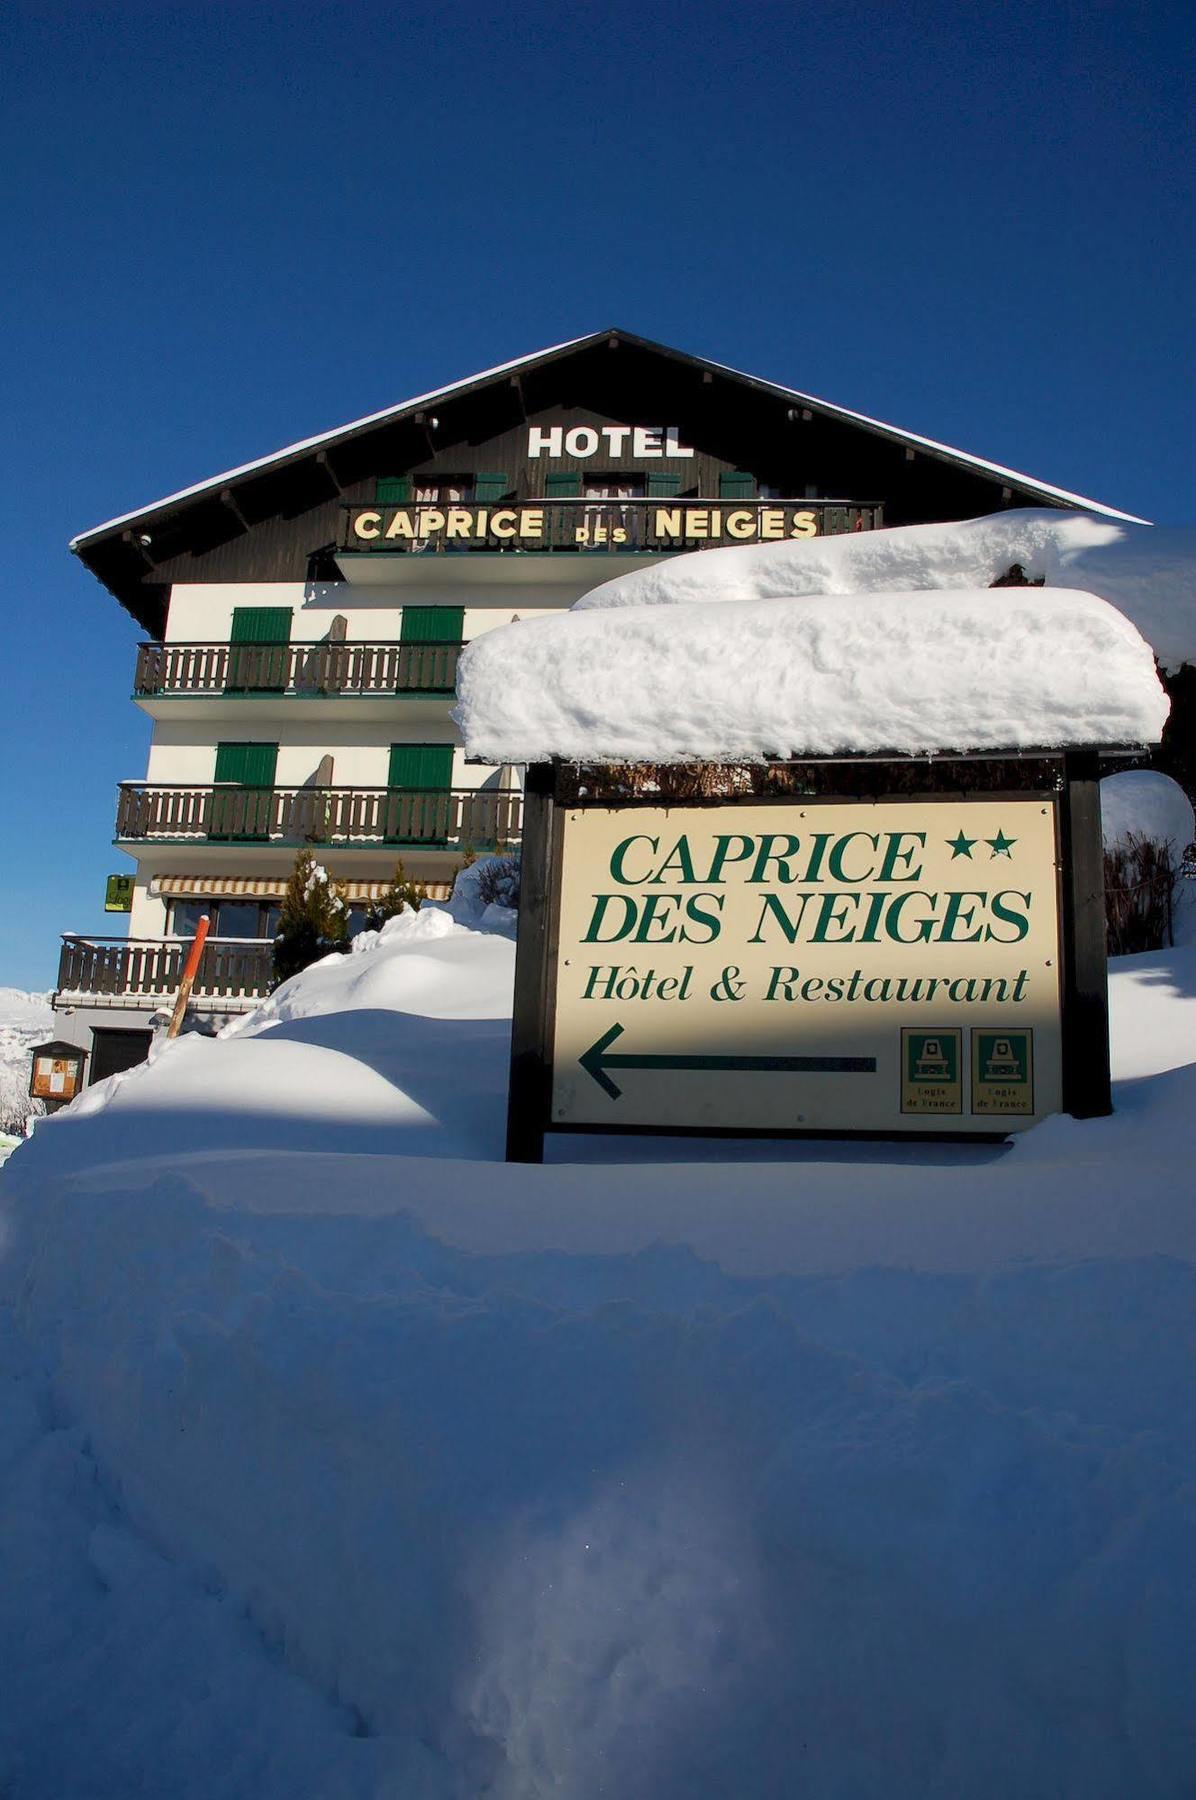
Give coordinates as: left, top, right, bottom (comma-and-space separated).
29, 1040, 88, 1105
105, 874, 134, 913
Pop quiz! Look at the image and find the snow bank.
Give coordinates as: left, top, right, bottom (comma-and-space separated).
5, 918, 1196, 1794
574, 509, 1196, 674
456, 586, 1167, 763
1101, 769, 1196, 852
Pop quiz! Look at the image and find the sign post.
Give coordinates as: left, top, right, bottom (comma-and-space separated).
505, 758, 1112, 1161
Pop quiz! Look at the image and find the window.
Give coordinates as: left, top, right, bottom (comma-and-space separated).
412, 479, 471, 503
388, 744, 455, 789
719, 471, 755, 499
211, 743, 279, 842
400, 606, 465, 645
217, 899, 264, 939
168, 900, 209, 939
582, 475, 646, 500
226, 608, 292, 693
168, 898, 281, 940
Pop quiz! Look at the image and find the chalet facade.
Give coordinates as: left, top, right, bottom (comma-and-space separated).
57, 328, 1138, 1078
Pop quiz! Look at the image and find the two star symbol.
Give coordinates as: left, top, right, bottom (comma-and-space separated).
947, 828, 1016, 860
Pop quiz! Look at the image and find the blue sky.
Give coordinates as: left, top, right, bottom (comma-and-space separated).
2, 0, 1192, 988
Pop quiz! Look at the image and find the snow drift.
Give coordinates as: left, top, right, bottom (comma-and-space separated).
456, 585, 1167, 764
1101, 769, 1195, 853
3, 910, 1196, 1796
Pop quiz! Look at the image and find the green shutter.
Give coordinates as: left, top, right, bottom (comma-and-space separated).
375, 477, 412, 504
545, 472, 581, 498
719, 471, 755, 499
400, 606, 465, 645
230, 607, 292, 644
214, 742, 279, 786
647, 473, 683, 498
473, 472, 508, 503
388, 743, 455, 790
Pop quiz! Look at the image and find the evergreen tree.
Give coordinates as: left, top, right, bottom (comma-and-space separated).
362, 859, 425, 933
272, 850, 349, 987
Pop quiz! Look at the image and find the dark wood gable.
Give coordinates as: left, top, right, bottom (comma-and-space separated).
73, 330, 1096, 634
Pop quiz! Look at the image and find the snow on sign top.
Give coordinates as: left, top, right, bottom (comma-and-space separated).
575, 509, 1196, 676
454, 586, 1168, 764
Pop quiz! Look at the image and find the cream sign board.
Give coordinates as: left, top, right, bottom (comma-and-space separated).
549, 798, 1063, 1135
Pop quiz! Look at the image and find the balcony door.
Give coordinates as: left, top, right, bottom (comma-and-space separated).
211, 741, 278, 841
225, 607, 292, 693
399, 606, 464, 694
386, 742, 454, 845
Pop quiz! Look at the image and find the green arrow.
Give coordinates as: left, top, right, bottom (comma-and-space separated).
579, 1023, 877, 1101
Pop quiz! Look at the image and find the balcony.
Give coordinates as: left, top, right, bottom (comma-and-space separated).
57, 936, 272, 1009
133, 640, 464, 719
115, 784, 522, 852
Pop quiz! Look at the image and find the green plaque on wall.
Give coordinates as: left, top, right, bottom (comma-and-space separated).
105, 874, 134, 913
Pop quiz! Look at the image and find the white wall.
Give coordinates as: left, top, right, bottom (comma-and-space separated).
143, 718, 497, 790
163, 580, 583, 643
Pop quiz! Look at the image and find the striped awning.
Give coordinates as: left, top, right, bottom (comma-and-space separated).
152, 874, 454, 902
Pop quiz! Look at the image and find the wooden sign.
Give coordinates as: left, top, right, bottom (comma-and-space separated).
30, 1042, 87, 1103
505, 757, 1112, 1161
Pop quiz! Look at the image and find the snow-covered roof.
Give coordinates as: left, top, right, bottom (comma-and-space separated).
69, 329, 1144, 550
454, 584, 1169, 764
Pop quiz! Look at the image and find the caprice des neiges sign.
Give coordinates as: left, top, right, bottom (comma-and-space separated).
549, 799, 1062, 1134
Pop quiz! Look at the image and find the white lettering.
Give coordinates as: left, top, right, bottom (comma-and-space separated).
565, 426, 600, 457
527, 425, 563, 458
528, 423, 693, 460
354, 510, 382, 540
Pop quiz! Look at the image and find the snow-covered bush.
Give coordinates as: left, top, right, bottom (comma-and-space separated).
361, 859, 424, 933
473, 849, 520, 910
1101, 769, 1195, 857
271, 851, 349, 988
1101, 771, 1194, 955
1104, 837, 1181, 955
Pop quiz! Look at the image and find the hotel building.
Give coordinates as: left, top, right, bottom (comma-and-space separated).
58, 329, 1135, 1080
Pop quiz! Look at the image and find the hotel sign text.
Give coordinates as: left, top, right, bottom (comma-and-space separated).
348, 502, 824, 548
527, 424, 693, 458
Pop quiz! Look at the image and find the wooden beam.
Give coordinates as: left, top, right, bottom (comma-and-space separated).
220, 487, 250, 531
121, 527, 157, 571
315, 450, 344, 496
506, 762, 557, 1163
1059, 751, 1112, 1117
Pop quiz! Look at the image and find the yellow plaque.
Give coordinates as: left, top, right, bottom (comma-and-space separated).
971, 1027, 1035, 1115
900, 1027, 963, 1114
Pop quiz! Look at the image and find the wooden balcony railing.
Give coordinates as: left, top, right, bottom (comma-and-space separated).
57, 936, 273, 1004
339, 497, 883, 555
134, 639, 464, 698
115, 784, 523, 849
